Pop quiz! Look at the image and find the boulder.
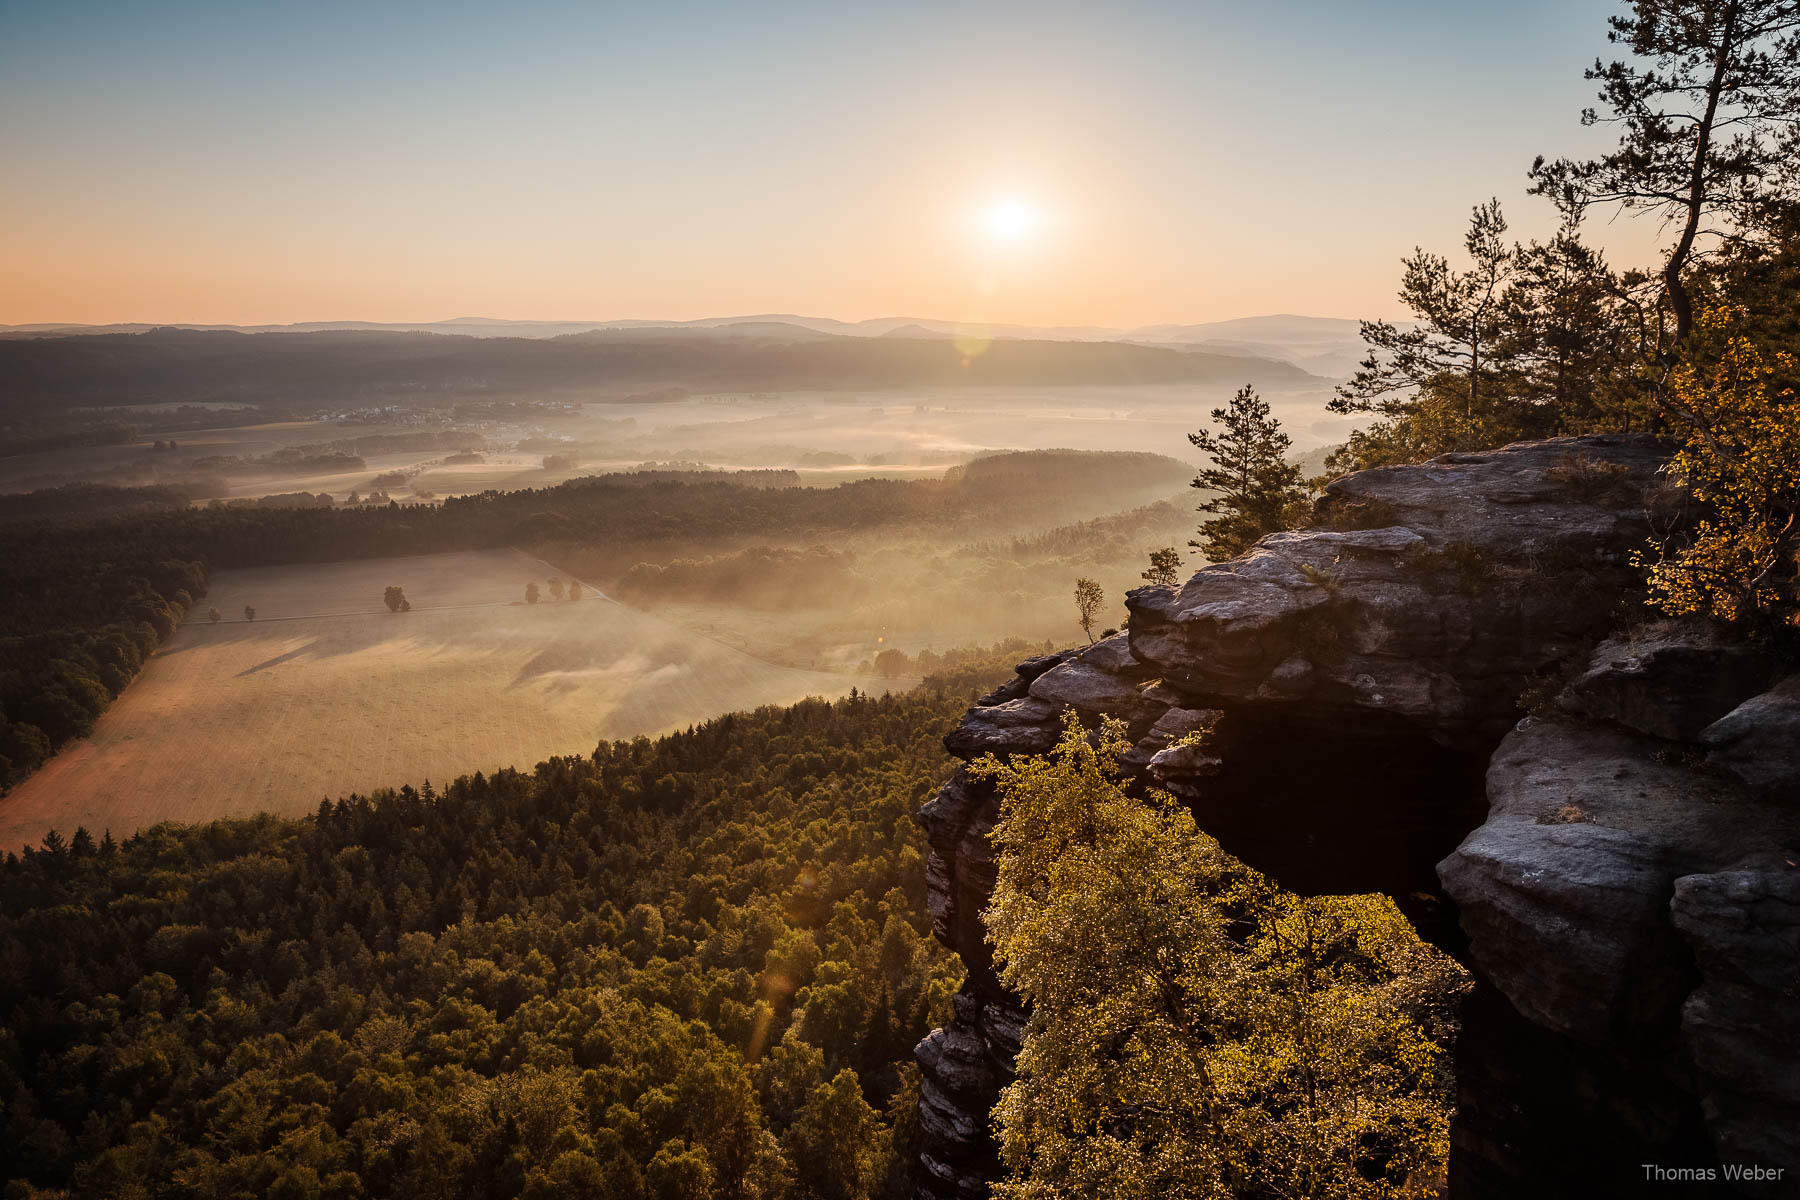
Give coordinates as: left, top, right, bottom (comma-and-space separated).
1670, 870, 1800, 1171
1702, 675, 1800, 801
1559, 630, 1778, 742
1127, 436, 1670, 746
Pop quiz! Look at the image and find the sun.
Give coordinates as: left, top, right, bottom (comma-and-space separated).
983, 199, 1037, 242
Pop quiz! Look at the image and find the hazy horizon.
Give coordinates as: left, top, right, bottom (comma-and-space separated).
0, 308, 1367, 334
3, 0, 1662, 329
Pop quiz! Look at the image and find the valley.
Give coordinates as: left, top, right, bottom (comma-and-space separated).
0, 548, 894, 850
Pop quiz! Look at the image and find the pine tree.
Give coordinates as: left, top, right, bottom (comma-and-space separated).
1329, 201, 1522, 458
1140, 547, 1183, 588
1530, 0, 1800, 354
1188, 385, 1306, 561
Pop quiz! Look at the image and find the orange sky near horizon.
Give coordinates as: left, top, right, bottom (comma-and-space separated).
0, 0, 1659, 330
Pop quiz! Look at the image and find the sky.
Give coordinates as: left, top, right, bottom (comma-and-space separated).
0, 0, 1663, 329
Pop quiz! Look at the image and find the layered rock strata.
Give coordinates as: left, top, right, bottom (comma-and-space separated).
914, 434, 1695, 1198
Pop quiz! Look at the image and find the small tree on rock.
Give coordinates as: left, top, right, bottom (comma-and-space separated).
1141, 546, 1183, 588
1189, 384, 1307, 561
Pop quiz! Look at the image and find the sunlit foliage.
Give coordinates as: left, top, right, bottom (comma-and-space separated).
1642, 305, 1800, 627
979, 717, 1466, 1200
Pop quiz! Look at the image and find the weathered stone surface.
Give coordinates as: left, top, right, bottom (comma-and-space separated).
941, 697, 1060, 759
1127, 436, 1670, 747
973, 649, 1079, 708
1121, 706, 1222, 777
1559, 629, 1778, 742
1027, 658, 1166, 730
1441, 711, 1800, 1194
1670, 870, 1800, 1172
1442, 720, 1798, 1041
1702, 674, 1800, 802
1326, 434, 1666, 553
914, 989, 1015, 1200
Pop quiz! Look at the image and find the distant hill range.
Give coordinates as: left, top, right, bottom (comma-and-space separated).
0, 324, 1327, 414
0, 312, 1377, 381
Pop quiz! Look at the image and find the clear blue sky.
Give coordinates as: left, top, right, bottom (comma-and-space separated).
0, 0, 1655, 326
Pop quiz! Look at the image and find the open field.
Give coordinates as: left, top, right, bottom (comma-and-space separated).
0, 548, 895, 850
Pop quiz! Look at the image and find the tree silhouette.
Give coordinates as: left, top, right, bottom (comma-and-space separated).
1141, 546, 1183, 587
873, 648, 909, 677
242, 605, 256, 621
567, 580, 583, 601
1529, 0, 1800, 354
1073, 577, 1104, 644
547, 578, 565, 601
1332, 201, 1517, 430
1189, 385, 1306, 561
383, 586, 407, 613
524, 582, 540, 604
207, 607, 221, 623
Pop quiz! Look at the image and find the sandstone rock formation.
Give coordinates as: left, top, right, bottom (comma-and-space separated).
1441, 651, 1800, 1195
913, 434, 1797, 1197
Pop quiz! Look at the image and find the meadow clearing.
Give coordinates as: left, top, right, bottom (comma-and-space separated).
0, 547, 894, 850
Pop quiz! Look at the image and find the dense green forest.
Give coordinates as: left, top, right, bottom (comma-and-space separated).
0, 651, 1035, 1198
0, 451, 1184, 791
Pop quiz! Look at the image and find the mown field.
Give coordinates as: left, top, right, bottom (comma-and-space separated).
0, 548, 891, 850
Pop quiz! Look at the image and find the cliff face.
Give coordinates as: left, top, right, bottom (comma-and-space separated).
913, 434, 1798, 1198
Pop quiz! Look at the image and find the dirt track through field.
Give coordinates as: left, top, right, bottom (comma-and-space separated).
0, 548, 888, 850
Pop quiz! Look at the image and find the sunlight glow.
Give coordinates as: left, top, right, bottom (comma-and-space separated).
984, 199, 1038, 242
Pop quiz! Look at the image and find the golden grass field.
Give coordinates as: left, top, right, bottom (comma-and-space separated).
0, 548, 896, 851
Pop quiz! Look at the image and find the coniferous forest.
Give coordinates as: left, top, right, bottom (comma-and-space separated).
0, 655, 1033, 1198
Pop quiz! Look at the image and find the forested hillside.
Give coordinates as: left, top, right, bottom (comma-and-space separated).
0, 651, 1028, 1198
0, 326, 1312, 418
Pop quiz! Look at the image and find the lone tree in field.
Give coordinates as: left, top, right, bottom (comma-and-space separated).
873, 647, 909, 677
1073, 577, 1105, 644
1529, 0, 1800, 356
548, 578, 566, 601
524, 582, 541, 605
207, 607, 221, 623
1141, 546, 1183, 588
242, 605, 256, 621
1189, 384, 1307, 561
567, 580, 583, 601
383, 586, 407, 613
